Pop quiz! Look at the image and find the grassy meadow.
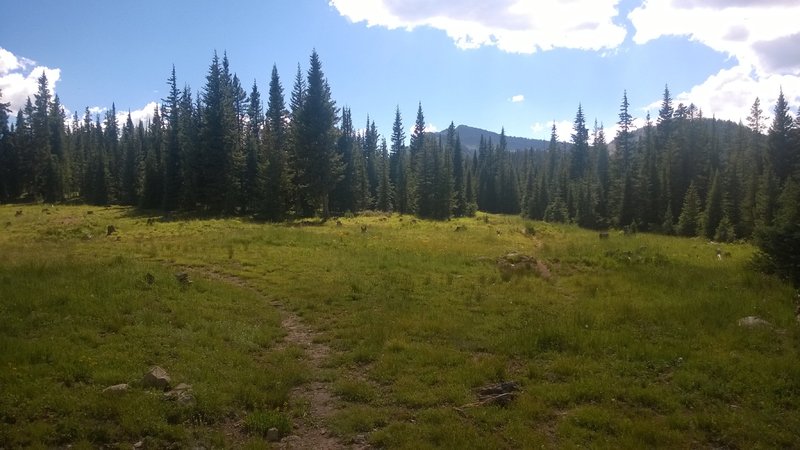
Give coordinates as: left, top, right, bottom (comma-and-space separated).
1, 204, 798, 448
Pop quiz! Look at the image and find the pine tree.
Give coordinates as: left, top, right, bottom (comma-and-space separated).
263, 64, 290, 219
451, 129, 466, 217
199, 52, 227, 210
376, 137, 393, 212
389, 106, 411, 214
292, 50, 342, 218
677, 181, 701, 236
616, 90, 634, 172
746, 97, 765, 135
141, 105, 163, 209
162, 66, 183, 210
119, 112, 139, 205
703, 170, 724, 238
243, 79, 265, 214
570, 104, 589, 180
766, 89, 796, 183
31, 72, 52, 200
0, 89, 14, 201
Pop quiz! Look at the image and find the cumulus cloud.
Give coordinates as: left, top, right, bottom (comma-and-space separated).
117, 101, 160, 127
629, 0, 800, 73
510, 94, 525, 103
753, 33, 800, 75
643, 66, 800, 124
0, 47, 61, 113
628, 0, 800, 122
530, 120, 572, 141
329, 0, 627, 54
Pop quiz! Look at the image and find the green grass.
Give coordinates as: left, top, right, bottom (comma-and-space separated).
1, 204, 798, 448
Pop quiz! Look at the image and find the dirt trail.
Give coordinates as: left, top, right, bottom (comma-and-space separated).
177, 265, 353, 449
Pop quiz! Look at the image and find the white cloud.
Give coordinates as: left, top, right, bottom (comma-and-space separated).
330, 0, 627, 54
117, 101, 160, 127
628, 0, 800, 73
424, 123, 439, 133
654, 66, 800, 124
510, 94, 525, 103
0, 47, 61, 114
530, 120, 572, 141
628, 0, 800, 123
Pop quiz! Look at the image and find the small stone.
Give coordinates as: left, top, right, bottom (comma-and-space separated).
142, 366, 171, 390
175, 272, 191, 286
164, 383, 194, 404
103, 383, 129, 393
737, 316, 772, 328
266, 427, 281, 442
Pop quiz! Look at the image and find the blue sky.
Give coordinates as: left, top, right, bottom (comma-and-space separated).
2, 0, 798, 142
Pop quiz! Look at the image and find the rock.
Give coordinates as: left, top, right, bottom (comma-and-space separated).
737, 316, 772, 328
103, 383, 130, 393
175, 272, 191, 286
164, 383, 194, 404
496, 253, 537, 281
266, 427, 281, 442
477, 381, 520, 397
133, 440, 144, 448
142, 366, 171, 390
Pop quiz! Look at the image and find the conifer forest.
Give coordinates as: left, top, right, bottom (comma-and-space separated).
0, 50, 798, 284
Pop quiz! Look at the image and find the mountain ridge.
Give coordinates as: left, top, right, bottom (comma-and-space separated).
436, 125, 550, 152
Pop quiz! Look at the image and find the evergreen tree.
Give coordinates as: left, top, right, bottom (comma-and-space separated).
451, 128, 466, 217
389, 106, 411, 214
766, 89, 796, 183
746, 97, 765, 135
292, 50, 342, 218
141, 105, 163, 208
162, 66, 183, 210
570, 104, 589, 180
616, 90, 634, 172
31, 72, 52, 200
0, 90, 14, 201
263, 64, 290, 219
703, 170, 724, 238
243, 79, 265, 213
119, 112, 140, 205
376, 137, 393, 212
677, 181, 701, 236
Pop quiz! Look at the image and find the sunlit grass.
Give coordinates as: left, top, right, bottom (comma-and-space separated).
1, 204, 798, 448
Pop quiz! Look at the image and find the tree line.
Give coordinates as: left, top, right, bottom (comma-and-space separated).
0, 50, 798, 281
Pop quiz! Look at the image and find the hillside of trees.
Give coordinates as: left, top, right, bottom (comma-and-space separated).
0, 50, 798, 283
444, 125, 549, 153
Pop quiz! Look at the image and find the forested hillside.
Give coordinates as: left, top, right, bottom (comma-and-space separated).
0, 50, 798, 249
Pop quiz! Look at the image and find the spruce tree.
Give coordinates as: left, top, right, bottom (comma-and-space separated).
163, 66, 183, 210
703, 170, 724, 238
677, 181, 701, 236
243, 79, 265, 214
292, 50, 342, 218
766, 89, 796, 183
376, 137, 393, 212
264, 64, 290, 219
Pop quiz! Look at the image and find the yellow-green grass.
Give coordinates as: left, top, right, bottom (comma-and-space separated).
1, 204, 798, 448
